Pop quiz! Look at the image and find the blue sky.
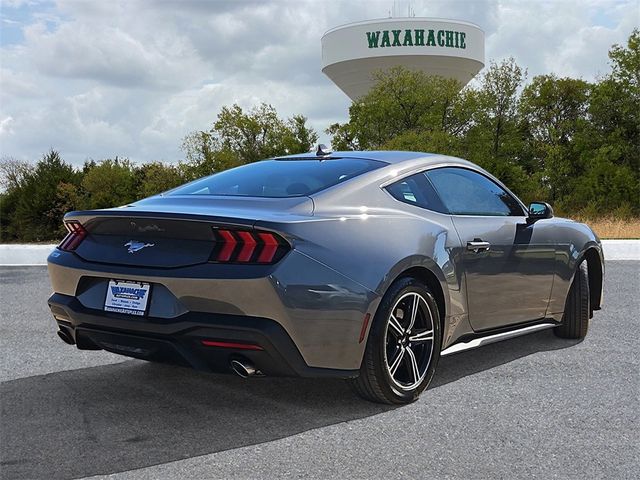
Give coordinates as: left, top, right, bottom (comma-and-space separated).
0, 0, 637, 166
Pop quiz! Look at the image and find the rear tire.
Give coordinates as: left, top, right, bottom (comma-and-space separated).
350, 277, 442, 404
554, 260, 590, 339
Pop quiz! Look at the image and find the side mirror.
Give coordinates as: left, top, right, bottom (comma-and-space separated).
528, 201, 554, 221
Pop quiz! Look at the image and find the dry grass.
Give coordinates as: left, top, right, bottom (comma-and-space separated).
572, 216, 640, 239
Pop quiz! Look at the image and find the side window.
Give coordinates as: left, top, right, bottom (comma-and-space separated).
425, 168, 524, 216
386, 173, 447, 213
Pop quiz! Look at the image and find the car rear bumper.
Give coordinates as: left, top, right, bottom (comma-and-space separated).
49, 293, 359, 378
47, 248, 378, 373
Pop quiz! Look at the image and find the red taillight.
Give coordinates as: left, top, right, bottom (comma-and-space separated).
200, 339, 263, 351
217, 229, 237, 262
236, 231, 257, 262
210, 228, 288, 264
257, 232, 279, 263
58, 220, 87, 251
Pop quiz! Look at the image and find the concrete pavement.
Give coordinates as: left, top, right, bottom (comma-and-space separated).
0, 262, 638, 479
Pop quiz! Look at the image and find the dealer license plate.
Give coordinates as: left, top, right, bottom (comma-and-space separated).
104, 280, 151, 316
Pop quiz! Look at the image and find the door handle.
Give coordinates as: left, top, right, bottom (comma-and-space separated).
467, 240, 491, 253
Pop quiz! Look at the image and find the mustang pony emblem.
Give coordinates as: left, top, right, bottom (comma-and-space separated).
124, 240, 155, 253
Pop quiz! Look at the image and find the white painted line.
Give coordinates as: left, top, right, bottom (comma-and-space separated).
599, 239, 640, 261
0, 264, 50, 267
0, 239, 638, 266
0, 244, 56, 266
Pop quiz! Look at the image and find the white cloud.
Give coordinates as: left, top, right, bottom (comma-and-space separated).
0, 116, 15, 136
23, 16, 207, 89
0, 0, 636, 165
0, 67, 43, 98
484, 0, 636, 80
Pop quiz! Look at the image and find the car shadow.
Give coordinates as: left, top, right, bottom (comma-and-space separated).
0, 329, 577, 480
432, 328, 580, 388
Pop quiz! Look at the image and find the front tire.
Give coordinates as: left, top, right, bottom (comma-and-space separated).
350, 277, 442, 404
554, 260, 590, 339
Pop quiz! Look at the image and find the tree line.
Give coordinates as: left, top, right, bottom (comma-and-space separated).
0, 104, 319, 242
1, 30, 637, 242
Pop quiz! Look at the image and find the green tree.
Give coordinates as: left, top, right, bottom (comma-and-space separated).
283, 114, 319, 154
325, 121, 359, 151
328, 67, 467, 150
214, 103, 287, 163
458, 58, 538, 200
0, 193, 17, 241
475, 57, 526, 159
609, 28, 640, 91
0, 157, 33, 191
81, 158, 137, 209
0, 158, 34, 240
513, 29, 640, 216
570, 146, 639, 216
519, 75, 591, 206
5, 150, 81, 241
590, 30, 639, 171
180, 130, 237, 178
181, 131, 216, 168
136, 162, 185, 198
576, 28, 640, 215
182, 103, 318, 175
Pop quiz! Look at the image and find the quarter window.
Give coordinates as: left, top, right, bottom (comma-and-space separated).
386, 173, 447, 213
425, 168, 524, 216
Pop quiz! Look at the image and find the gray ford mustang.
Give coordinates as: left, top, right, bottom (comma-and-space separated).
47, 149, 604, 404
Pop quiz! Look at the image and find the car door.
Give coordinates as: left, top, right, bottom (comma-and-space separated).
424, 167, 555, 331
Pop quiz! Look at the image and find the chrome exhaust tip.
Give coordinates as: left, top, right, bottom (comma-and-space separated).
57, 329, 75, 345
230, 359, 259, 378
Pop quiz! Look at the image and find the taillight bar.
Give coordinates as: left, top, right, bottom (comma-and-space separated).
200, 339, 263, 351
58, 220, 88, 251
210, 228, 289, 264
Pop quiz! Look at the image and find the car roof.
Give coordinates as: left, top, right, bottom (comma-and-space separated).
274, 150, 438, 165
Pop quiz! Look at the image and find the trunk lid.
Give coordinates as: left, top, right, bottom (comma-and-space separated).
65, 196, 312, 268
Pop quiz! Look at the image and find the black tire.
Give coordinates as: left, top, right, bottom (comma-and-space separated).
554, 260, 590, 339
350, 277, 442, 404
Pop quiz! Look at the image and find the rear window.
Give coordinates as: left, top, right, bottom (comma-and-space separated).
168, 158, 384, 198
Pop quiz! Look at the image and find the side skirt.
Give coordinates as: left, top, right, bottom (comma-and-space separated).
440, 322, 557, 356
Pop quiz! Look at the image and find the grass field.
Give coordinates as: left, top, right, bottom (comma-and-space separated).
575, 217, 640, 239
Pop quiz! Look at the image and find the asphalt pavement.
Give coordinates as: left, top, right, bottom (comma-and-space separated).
1, 263, 638, 479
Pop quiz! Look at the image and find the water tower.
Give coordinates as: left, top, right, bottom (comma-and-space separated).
321, 17, 485, 100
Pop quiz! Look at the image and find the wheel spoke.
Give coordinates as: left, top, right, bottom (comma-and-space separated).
388, 314, 404, 337
409, 329, 433, 344
407, 293, 420, 332
405, 347, 420, 384
388, 347, 405, 376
